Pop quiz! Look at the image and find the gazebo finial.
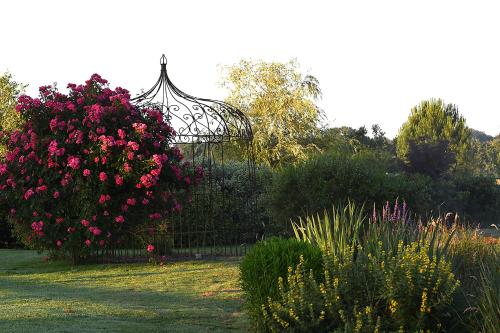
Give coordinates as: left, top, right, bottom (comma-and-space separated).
160, 54, 167, 65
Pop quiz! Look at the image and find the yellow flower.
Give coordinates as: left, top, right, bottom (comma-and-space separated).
420, 288, 429, 313
389, 299, 398, 314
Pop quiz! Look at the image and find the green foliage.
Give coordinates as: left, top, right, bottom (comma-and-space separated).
447, 230, 500, 331
313, 125, 394, 156
177, 160, 273, 245
221, 59, 323, 167
460, 137, 500, 177
396, 98, 471, 177
268, 151, 433, 227
0, 72, 25, 135
239, 237, 323, 330
268, 149, 499, 227
262, 241, 460, 332
292, 202, 364, 259
0, 72, 25, 247
405, 139, 456, 178
475, 261, 500, 333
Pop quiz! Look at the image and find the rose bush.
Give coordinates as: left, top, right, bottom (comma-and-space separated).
0, 74, 202, 262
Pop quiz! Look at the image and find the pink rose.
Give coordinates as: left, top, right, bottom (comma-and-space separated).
123, 163, 132, 173
56, 240, 62, 247
81, 219, 90, 227
99, 172, 107, 182
89, 226, 102, 236
115, 174, 123, 186
53, 191, 60, 199
115, 215, 125, 223
83, 169, 91, 177
85, 239, 91, 247
146, 244, 155, 253
24, 188, 34, 200
67, 156, 80, 169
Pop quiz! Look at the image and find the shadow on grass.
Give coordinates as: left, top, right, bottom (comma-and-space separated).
0, 250, 250, 332
0, 276, 249, 332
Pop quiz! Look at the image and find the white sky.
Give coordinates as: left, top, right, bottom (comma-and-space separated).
1, 0, 499, 138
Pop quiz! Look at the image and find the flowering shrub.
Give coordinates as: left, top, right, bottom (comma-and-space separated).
262, 241, 460, 332
0, 74, 202, 262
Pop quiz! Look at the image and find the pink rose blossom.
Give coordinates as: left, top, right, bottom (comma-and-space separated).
99, 172, 107, 182
85, 239, 91, 247
24, 188, 34, 200
146, 244, 155, 253
83, 169, 91, 177
115, 215, 125, 223
123, 163, 132, 173
127, 141, 139, 151
114, 174, 123, 186
67, 156, 81, 169
89, 226, 102, 236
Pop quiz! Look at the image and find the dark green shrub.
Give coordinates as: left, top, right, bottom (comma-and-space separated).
268, 151, 433, 226
166, 160, 273, 250
452, 174, 499, 225
0, 199, 16, 248
239, 237, 323, 330
268, 149, 500, 228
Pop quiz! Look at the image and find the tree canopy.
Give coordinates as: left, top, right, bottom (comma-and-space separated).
0, 72, 25, 133
221, 59, 323, 167
396, 98, 471, 176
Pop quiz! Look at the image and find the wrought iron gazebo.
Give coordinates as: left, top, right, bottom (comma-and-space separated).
131, 55, 256, 257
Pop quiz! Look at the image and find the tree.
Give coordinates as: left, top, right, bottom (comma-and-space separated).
0, 72, 25, 146
221, 59, 323, 167
311, 124, 394, 164
0, 74, 202, 262
396, 99, 471, 177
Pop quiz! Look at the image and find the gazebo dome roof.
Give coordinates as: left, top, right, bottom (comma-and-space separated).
132, 55, 252, 144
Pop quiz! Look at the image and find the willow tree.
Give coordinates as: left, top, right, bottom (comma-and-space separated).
221, 60, 323, 167
396, 99, 471, 177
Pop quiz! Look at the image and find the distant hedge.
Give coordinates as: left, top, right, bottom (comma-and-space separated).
267, 151, 499, 227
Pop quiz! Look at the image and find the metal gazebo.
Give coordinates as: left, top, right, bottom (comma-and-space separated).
131, 55, 256, 257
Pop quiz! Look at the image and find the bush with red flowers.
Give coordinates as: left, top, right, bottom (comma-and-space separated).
0, 74, 202, 262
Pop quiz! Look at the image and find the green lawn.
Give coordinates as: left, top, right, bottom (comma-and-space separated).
0, 250, 250, 332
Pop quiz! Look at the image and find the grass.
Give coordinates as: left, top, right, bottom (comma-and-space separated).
0, 249, 250, 333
